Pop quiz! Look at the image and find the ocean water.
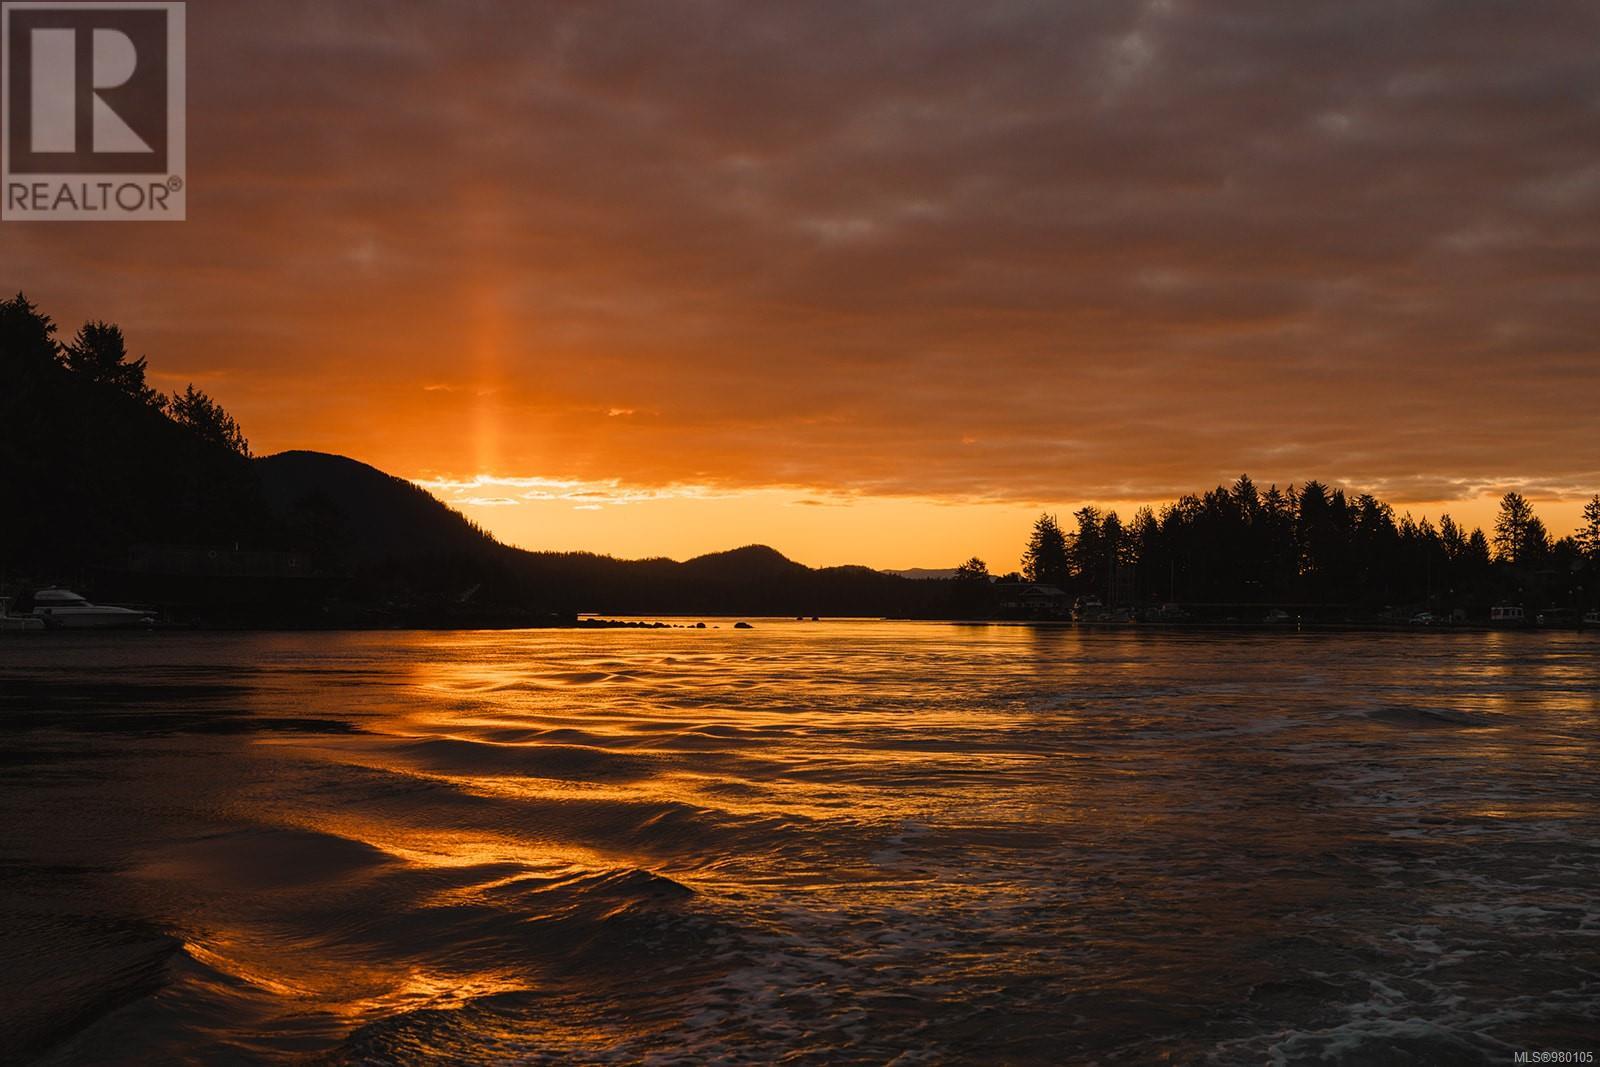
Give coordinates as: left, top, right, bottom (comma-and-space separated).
2, 622, 1596, 1064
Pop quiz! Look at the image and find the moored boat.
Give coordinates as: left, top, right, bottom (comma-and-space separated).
27, 588, 153, 630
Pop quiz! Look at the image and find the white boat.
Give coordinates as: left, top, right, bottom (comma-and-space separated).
29, 588, 153, 630
1489, 605, 1526, 627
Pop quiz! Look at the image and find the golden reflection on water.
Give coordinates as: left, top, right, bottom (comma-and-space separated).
13, 622, 1594, 1061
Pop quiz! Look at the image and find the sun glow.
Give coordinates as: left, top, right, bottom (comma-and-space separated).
407, 470, 1593, 573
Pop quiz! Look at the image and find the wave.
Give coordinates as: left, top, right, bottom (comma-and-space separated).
391, 737, 657, 781
1365, 705, 1491, 728
134, 825, 399, 891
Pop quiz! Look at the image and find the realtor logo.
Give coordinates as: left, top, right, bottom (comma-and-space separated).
2, 2, 184, 220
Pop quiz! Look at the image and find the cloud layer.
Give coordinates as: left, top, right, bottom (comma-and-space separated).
9, 0, 1599, 516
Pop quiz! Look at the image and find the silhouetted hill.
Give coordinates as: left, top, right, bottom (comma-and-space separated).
248, 455, 950, 617
256, 450, 503, 567
547, 544, 922, 616
681, 544, 806, 580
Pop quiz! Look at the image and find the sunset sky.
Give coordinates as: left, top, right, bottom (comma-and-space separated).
7, 1, 1598, 568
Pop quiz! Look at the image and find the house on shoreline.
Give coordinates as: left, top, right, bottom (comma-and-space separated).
994, 582, 1071, 619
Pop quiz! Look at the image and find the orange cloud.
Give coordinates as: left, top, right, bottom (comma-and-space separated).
7, 2, 1598, 565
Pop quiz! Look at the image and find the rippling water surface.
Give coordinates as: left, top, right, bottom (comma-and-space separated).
2, 622, 1597, 1064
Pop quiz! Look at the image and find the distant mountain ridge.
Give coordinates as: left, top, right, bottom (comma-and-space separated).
252, 451, 960, 618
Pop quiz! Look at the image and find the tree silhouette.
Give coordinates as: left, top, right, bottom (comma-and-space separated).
1493, 492, 1537, 563
1466, 528, 1492, 566
1295, 480, 1345, 599
955, 557, 989, 580
1579, 495, 1600, 562
2, 295, 274, 582
0, 292, 58, 386
167, 384, 251, 457
1523, 517, 1551, 562
1022, 513, 1069, 586
1070, 506, 1105, 595
1438, 514, 1467, 560
1010, 475, 1600, 617
62, 321, 161, 407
